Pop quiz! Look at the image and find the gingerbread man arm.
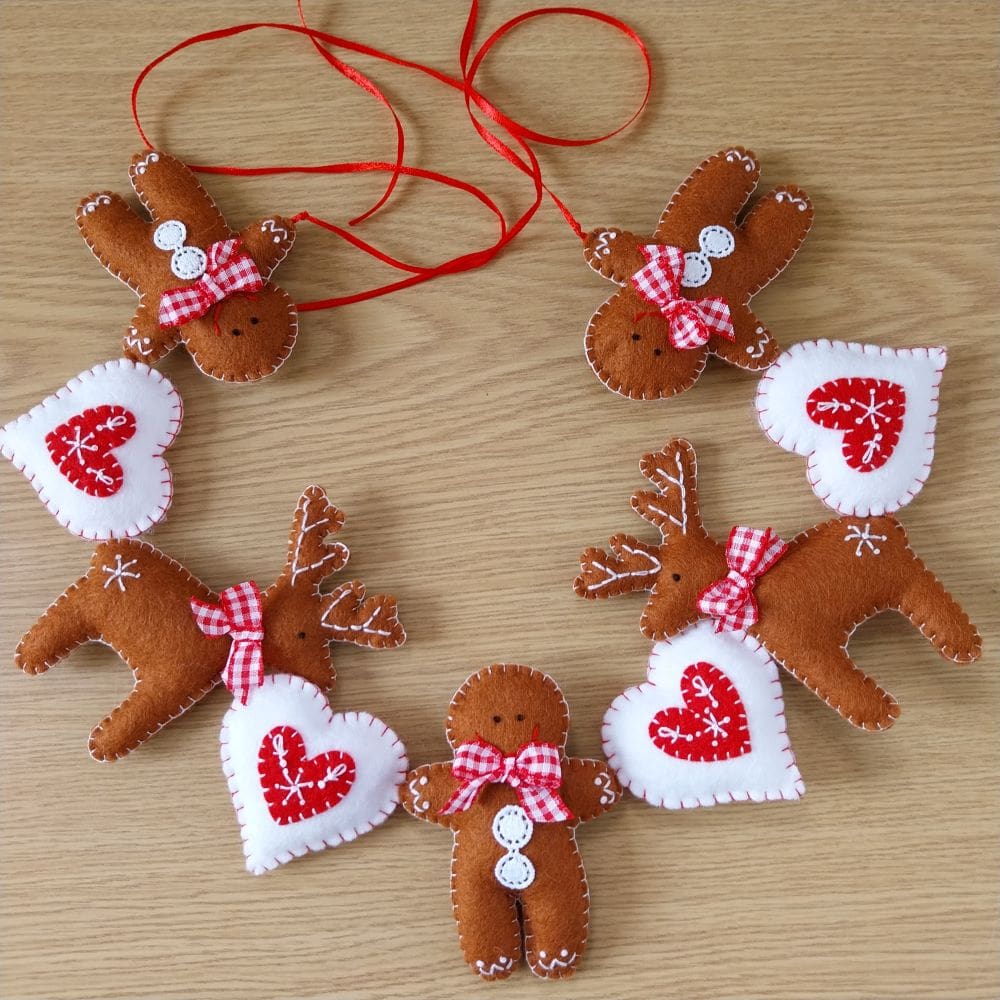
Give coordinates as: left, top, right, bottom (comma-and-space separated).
239, 216, 297, 279
401, 762, 461, 828
709, 302, 780, 372
76, 191, 159, 292
121, 297, 180, 364
128, 150, 230, 248
559, 757, 621, 822
582, 228, 646, 284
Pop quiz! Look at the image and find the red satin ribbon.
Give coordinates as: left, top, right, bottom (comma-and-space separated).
130, 3, 651, 311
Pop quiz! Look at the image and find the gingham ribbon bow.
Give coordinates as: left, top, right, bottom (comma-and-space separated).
696, 526, 788, 633
158, 238, 264, 328
440, 739, 573, 823
189, 581, 265, 704
631, 244, 735, 349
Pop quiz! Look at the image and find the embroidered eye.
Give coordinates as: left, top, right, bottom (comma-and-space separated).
297, 631, 306, 639
516, 713, 525, 722
250, 316, 259, 325
654, 348, 663, 356
492, 715, 502, 724
631, 333, 641, 341
231, 328, 242, 337
672, 573, 681, 582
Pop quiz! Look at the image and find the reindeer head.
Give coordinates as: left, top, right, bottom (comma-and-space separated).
574, 439, 727, 639
76, 150, 298, 382
261, 486, 405, 688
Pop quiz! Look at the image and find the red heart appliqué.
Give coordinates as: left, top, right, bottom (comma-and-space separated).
44, 405, 137, 498
805, 378, 906, 472
258, 725, 357, 826
649, 661, 750, 762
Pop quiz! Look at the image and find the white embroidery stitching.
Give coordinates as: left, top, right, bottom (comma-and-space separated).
844, 522, 888, 557
101, 554, 141, 592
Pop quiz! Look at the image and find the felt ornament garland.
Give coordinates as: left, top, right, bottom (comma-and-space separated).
15, 486, 405, 760
582, 147, 813, 400
221, 673, 406, 875
402, 664, 620, 981
574, 438, 981, 731
603, 620, 804, 809
0, 359, 181, 539
78, 151, 298, 382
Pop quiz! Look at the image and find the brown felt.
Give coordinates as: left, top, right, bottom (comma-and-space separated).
402, 665, 620, 980
14, 486, 405, 761
575, 439, 982, 732
76, 151, 297, 382
581, 147, 814, 399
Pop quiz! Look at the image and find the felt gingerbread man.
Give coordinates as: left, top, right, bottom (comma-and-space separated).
77, 150, 298, 382
582, 147, 814, 399
403, 664, 621, 981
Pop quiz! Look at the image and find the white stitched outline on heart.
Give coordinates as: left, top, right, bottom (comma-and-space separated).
681, 225, 735, 288
153, 219, 207, 280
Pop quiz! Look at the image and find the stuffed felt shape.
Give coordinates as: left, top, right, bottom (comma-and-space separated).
402, 664, 621, 981
77, 150, 297, 382
574, 439, 981, 731
15, 486, 405, 761
582, 147, 813, 399
0, 358, 181, 539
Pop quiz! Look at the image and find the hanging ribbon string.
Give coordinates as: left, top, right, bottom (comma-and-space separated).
130, 2, 651, 311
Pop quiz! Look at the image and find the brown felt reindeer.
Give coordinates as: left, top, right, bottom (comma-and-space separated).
574, 439, 981, 730
77, 150, 298, 382
582, 147, 813, 399
16, 487, 405, 761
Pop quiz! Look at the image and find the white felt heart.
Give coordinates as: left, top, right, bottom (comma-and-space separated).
221, 674, 407, 875
0, 358, 182, 539
755, 340, 946, 516
603, 621, 804, 809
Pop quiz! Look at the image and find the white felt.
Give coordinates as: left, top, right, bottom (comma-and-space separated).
0, 358, 181, 539
755, 340, 946, 516
602, 622, 804, 809
220, 674, 407, 875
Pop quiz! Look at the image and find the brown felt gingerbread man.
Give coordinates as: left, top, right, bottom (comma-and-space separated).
77, 150, 298, 382
582, 147, 814, 399
403, 664, 621, 981
575, 439, 982, 730
15, 486, 405, 760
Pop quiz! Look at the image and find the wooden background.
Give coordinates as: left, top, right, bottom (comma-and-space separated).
1, 2, 997, 998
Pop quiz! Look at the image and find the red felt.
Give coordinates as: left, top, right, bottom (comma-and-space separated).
44, 405, 136, 498
806, 377, 906, 472
648, 662, 751, 762
257, 725, 356, 826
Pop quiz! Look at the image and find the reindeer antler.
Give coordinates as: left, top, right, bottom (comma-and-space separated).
321, 581, 406, 649
283, 486, 350, 590
630, 439, 702, 538
574, 533, 662, 600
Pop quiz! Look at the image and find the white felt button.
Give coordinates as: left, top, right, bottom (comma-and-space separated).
169, 245, 207, 280
698, 224, 735, 258
682, 251, 712, 288
153, 219, 187, 251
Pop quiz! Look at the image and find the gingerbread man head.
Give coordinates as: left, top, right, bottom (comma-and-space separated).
77, 150, 298, 382
581, 147, 814, 399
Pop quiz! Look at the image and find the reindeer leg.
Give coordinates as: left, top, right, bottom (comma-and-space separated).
897, 562, 982, 663
15, 578, 99, 675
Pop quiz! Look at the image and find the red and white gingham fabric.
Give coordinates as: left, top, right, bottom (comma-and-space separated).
440, 739, 573, 823
190, 580, 265, 704
696, 526, 788, 633
158, 238, 264, 329
631, 244, 735, 349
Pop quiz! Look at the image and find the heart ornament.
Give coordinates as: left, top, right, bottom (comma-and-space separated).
755, 340, 946, 516
0, 359, 182, 538
221, 674, 407, 875
603, 621, 804, 809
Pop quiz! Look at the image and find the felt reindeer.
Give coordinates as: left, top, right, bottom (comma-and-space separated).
403, 664, 621, 981
77, 150, 298, 382
581, 147, 813, 399
15, 486, 405, 761
574, 439, 981, 730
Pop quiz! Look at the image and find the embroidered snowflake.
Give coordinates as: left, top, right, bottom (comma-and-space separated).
844, 522, 888, 557
101, 554, 141, 592
60, 425, 99, 466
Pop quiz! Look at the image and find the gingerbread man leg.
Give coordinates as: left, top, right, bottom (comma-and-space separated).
452, 850, 521, 980
521, 838, 589, 979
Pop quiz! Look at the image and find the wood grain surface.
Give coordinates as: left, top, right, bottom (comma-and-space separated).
1, 2, 997, 998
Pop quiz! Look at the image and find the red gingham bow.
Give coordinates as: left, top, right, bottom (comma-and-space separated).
190, 581, 265, 704
157, 238, 264, 329
440, 739, 573, 823
631, 244, 735, 350
696, 526, 788, 633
